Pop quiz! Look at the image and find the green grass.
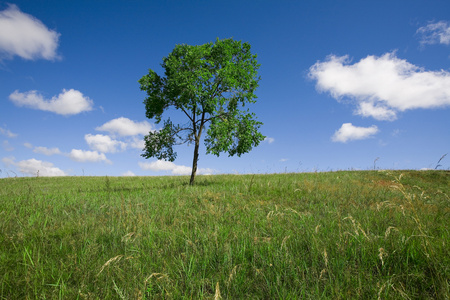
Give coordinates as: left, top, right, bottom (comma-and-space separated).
0, 170, 449, 299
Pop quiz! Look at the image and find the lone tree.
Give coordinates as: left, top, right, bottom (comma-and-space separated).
139, 38, 265, 185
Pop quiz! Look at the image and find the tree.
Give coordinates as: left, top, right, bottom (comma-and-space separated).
139, 38, 265, 185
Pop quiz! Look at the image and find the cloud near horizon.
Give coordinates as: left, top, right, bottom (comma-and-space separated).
2, 156, 67, 176
309, 52, 450, 121
332, 123, 379, 143
9, 89, 94, 115
139, 160, 214, 175
0, 4, 60, 61
122, 170, 136, 176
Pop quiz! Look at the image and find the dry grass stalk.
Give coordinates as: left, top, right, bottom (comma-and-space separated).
214, 281, 222, 300
378, 248, 387, 266
323, 248, 328, 267
97, 255, 124, 276
281, 235, 291, 251
144, 273, 168, 283
227, 265, 239, 286
344, 215, 370, 240
384, 226, 397, 239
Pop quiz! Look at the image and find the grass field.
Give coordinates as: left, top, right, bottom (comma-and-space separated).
0, 170, 449, 299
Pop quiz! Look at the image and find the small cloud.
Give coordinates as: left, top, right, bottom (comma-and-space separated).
332, 123, 379, 143
1, 156, 15, 167
0, 126, 18, 138
122, 171, 136, 176
9, 89, 93, 115
85, 134, 126, 153
139, 160, 214, 175
67, 149, 112, 164
264, 137, 275, 144
23, 142, 33, 148
2, 157, 67, 176
309, 52, 450, 121
2, 140, 14, 151
378, 139, 388, 147
0, 4, 60, 61
417, 21, 450, 46
279, 158, 289, 162
96, 117, 153, 137
391, 129, 402, 137
33, 146, 61, 156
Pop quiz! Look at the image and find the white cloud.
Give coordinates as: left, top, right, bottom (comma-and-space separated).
2, 157, 67, 176
417, 21, 450, 46
139, 160, 214, 175
85, 134, 126, 153
139, 160, 190, 175
0, 4, 60, 61
122, 171, 136, 176
279, 158, 289, 162
1, 156, 14, 167
33, 146, 61, 156
96, 117, 153, 137
0, 126, 17, 138
24, 142, 33, 148
68, 149, 112, 164
309, 52, 450, 120
129, 136, 145, 150
9, 89, 94, 115
264, 137, 275, 144
332, 123, 379, 143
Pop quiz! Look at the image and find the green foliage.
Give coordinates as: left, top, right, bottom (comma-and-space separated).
139, 38, 265, 182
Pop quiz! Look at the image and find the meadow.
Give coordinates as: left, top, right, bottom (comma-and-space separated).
0, 170, 449, 299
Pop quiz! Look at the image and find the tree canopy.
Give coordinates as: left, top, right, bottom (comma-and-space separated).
139, 38, 265, 185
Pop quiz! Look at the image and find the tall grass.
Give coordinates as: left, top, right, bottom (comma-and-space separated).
0, 171, 448, 299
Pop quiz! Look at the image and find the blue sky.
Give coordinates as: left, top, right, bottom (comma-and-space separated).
1, 0, 449, 177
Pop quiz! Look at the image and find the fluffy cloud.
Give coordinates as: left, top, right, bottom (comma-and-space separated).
0, 126, 17, 138
122, 171, 136, 176
139, 160, 214, 175
309, 52, 450, 120
9, 89, 94, 115
417, 21, 450, 45
0, 4, 60, 61
264, 137, 275, 144
96, 117, 153, 137
85, 134, 127, 153
33, 146, 61, 155
2, 157, 67, 176
332, 123, 379, 143
68, 149, 111, 164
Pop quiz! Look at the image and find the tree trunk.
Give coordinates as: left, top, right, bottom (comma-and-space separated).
189, 137, 200, 185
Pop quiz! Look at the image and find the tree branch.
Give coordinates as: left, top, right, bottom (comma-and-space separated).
179, 105, 194, 123
203, 112, 230, 123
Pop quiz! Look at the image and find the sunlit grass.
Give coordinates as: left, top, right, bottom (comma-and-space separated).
0, 171, 449, 299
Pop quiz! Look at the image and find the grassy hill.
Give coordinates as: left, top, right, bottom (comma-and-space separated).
0, 170, 449, 299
